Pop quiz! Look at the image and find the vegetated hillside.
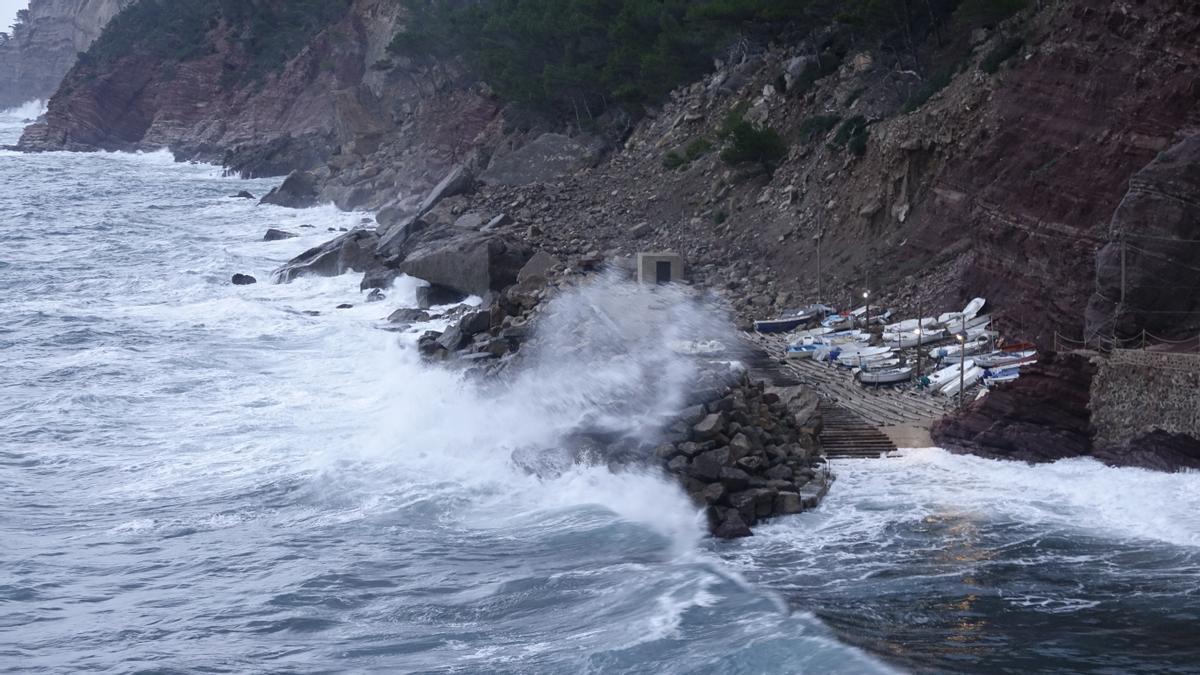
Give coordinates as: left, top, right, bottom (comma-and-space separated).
19, 0, 1200, 342
0, 0, 131, 110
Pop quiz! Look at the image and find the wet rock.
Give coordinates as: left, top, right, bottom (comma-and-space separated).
259, 170, 320, 208
713, 510, 753, 539
271, 230, 382, 283
719, 467, 751, 492
459, 310, 491, 336
399, 231, 533, 298
336, 303, 353, 310
263, 228, 298, 241
387, 308, 430, 323
692, 413, 726, 440
774, 491, 803, 515
416, 284, 467, 310
234, 190, 255, 199
231, 273, 257, 285
453, 212, 488, 230
688, 448, 728, 481
366, 289, 385, 303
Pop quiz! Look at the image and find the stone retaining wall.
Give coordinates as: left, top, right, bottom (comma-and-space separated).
1090, 350, 1200, 448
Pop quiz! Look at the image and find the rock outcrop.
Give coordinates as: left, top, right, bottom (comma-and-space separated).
934, 349, 1200, 472
271, 230, 384, 284
1085, 135, 1200, 341
931, 352, 1096, 464
397, 230, 533, 298
0, 0, 130, 110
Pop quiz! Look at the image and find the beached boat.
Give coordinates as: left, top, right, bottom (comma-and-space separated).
926, 360, 974, 390
836, 346, 894, 367
753, 305, 833, 334
929, 335, 991, 360
857, 366, 914, 385
982, 366, 1021, 387
884, 328, 948, 349
974, 350, 1037, 368
939, 365, 983, 397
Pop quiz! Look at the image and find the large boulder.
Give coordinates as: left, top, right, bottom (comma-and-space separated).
398, 230, 534, 298
479, 133, 605, 186
271, 230, 384, 283
259, 170, 320, 208
377, 166, 472, 255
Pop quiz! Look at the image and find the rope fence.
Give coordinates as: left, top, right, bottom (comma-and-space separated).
1053, 329, 1200, 355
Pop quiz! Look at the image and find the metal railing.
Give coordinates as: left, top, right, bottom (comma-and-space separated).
1053, 330, 1200, 355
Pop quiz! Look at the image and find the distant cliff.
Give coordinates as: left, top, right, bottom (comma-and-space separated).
0, 0, 129, 110
17, 0, 1200, 344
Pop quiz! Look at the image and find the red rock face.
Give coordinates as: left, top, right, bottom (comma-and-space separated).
931, 352, 1097, 463
908, 0, 1200, 343
1085, 135, 1200, 342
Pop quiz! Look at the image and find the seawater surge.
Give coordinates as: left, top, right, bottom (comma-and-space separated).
2, 103, 1199, 673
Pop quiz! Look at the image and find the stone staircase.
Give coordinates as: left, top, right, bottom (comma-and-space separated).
817, 402, 899, 458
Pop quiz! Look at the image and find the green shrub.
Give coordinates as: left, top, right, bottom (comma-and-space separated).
684, 137, 713, 161
981, 36, 1024, 74
791, 50, 844, 97
903, 68, 953, 113
718, 113, 787, 171
714, 210, 728, 224
798, 114, 841, 143
662, 151, 687, 169
956, 0, 1028, 28
828, 115, 869, 155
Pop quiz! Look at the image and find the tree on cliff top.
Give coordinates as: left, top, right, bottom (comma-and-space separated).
80, 0, 352, 85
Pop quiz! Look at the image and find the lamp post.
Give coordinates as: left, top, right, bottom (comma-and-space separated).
863, 290, 870, 330
814, 230, 823, 308
956, 332, 966, 409
915, 327, 923, 383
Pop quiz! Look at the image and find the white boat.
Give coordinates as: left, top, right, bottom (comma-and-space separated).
885, 328, 948, 349
925, 360, 975, 390
974, 350, 1037, 368
929, 335, 990, 360
836, 346, 894, 367
883, 317, 940, 334
857, 366, 914, 385
939, 365, 983, 397
786, 336, 829, 360
982, 366, 1021, 387
851, 357, 901, 374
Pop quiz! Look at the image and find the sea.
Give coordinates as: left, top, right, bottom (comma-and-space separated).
2, 100, 1199, 674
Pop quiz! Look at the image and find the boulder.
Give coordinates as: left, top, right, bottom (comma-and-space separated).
231, 273, 257, 286
271, 230, 384, 284
366, 289, 385, 303
259, 170, 320, 208
416, 284, 468, 310
459, 310, 491, 336
517, 250, 562, 285
713, 510, 753, 539
399, 231, 533, 298
234, 190, 255, 199
453, 212, 488, 230
387, 308, 431, 324
263, 228, 298, 241
377, 166, 472, 254
692, 413, 726, 441
479, 133, 605, 186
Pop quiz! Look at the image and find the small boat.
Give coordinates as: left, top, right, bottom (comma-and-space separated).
754, 304, 834, 334
851, 357, 901, 375
939, 365, 984, 397
926, 360, 974, 390
982, 366, 1021, 387
837, 348, 895, 368
974, 350, 1037, 368
785, 336, 827, 360
755, 316, 809, 334
885, 328, 948, 349
857, 366, 914, 385
883, 317, 940, 334
929, 335, 990, 360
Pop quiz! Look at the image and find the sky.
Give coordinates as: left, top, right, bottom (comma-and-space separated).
1, 0, 26, 33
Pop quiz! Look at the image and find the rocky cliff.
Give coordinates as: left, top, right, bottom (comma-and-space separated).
0, 0, 129, 110
17, 0, 1200, 344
